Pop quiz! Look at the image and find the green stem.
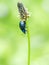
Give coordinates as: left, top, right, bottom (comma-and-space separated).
26, 22, 30, 65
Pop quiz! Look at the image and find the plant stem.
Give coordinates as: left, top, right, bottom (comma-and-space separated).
26, 22, 30, 65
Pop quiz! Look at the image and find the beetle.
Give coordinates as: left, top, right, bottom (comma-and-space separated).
19, 20, 26, 34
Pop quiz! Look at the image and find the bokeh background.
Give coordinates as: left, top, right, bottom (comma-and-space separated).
0, 0, 49, 65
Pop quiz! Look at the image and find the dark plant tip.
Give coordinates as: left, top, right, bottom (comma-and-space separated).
17, 2, 23, 8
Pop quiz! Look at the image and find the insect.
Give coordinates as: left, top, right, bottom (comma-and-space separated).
19, 21, 26, 33
17, 2, 29, 34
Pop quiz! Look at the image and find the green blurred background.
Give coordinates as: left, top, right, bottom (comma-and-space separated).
0, 0, 49, 65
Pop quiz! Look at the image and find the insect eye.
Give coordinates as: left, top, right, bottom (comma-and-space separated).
19, 21, 26, 34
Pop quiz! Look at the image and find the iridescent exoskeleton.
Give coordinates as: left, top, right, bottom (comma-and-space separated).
17, 2, 29, 34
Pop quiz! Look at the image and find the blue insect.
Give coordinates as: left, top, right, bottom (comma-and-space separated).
19, 21, 26, 34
